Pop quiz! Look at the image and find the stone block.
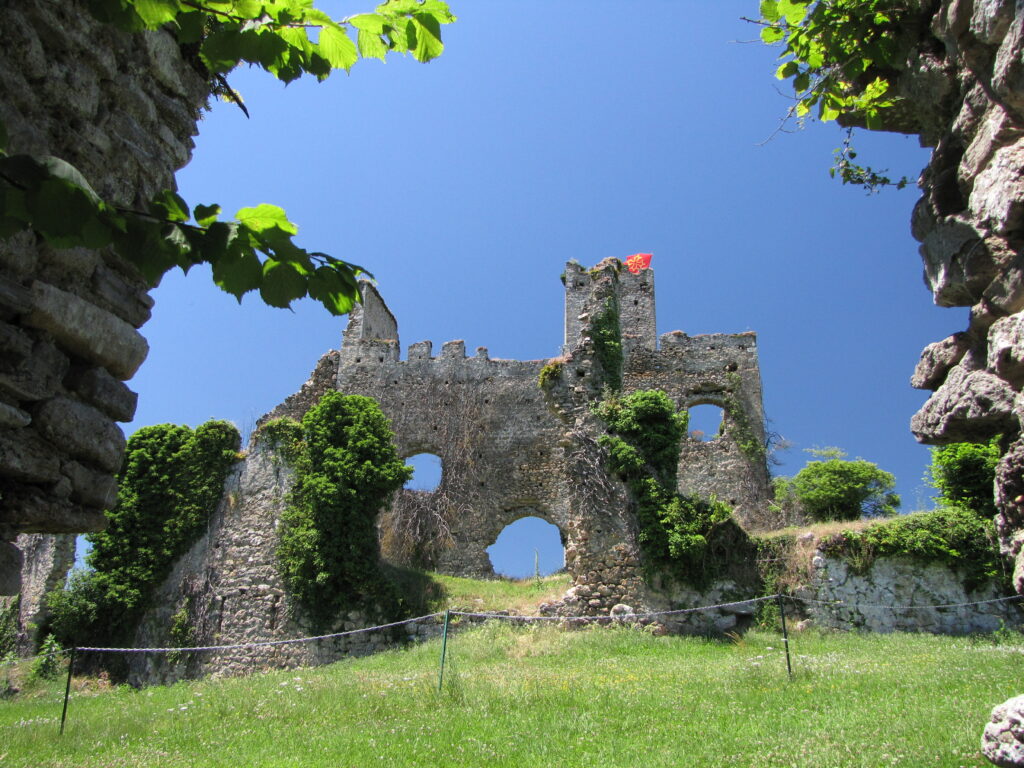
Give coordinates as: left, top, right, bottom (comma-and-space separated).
0, 321, 34, 368
0, 337, 67, 402
911, 332, 970, 390
911, 365, 1018, 443
0, 401, 30, 428
440, 340, 465, 359
989, 312, 1024, 386
408, 341, 432, 360
64, 459, 118, 509
65, 366, 138, 422
0, 426, 61, 482
36, 396, 125, 473
3, 486, 107, 533
25, 280, 149, 380
92, 264, 153, 328
0, 273, 32, 315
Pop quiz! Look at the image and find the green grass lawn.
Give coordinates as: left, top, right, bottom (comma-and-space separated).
1, 623, 1021, 767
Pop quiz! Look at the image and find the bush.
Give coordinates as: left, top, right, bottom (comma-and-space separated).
786, 454, 899, 521
47, 421, 240, 648
29, 634, 63, 681
928, 439, 1000, 517
276, 391, 412, 627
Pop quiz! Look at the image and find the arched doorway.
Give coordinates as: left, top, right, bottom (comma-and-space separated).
486, 516, 565, 579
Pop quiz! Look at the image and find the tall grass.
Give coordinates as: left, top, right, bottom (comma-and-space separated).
1, 623, 1020, 767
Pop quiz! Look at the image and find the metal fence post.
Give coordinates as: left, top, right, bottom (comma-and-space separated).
437, 610, 451, 693
776, 595, 792, 679
59, 647, 76, 735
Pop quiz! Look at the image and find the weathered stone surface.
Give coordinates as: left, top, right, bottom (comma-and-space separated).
64, 366, 139, 423
12, 533, 75, 652
0, 402, 30, 429
0, 542, 23, 595
35, 397, 125, 473
911, 366, 1018, 442
989, 313, 1024, 386
912, 332, 972, 389
25, 281, 149, 380
0, 0, 208, 594
64, 460, 118, 509
983, 695, 1024, 768
0, 427, 61, 483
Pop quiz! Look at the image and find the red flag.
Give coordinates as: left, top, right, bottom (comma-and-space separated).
625, 253, 653, 274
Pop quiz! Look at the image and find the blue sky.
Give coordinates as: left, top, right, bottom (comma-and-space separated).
124, 3, 954, 577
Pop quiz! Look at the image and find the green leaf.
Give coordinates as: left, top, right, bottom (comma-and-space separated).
793, 72, 810, 93
775, 61, 798, 80
212, 248, 263, 301
760, 0, 780, 22
194, 203, 221, 228
175, 10, 207, 44
236, 203, 298, 235
201, 29, 246, 74
357, 28, 389, 61
350, 13, 385, 33
318, 26, 358, 71
411, 13, 443, 61
307, 265, 357, 316
760, 26, 785, 44
150, 189, 190, 223
132, 0, 181, 28
260, 259, 308, 308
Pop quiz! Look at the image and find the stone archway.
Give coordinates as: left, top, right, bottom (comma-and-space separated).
487, 515, 566, 579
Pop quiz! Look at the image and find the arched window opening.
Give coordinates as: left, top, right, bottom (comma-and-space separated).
403, 453, 442, 491
487, 516, 565, 579
687, 404, 725, 442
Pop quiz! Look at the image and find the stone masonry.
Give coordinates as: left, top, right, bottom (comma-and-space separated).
127, 259, 771, 678
0, 2, 208, 593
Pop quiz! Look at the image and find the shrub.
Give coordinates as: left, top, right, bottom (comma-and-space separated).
928, 439, 1000, 517
276, 391, 412, 627
47, 421, 240, 648
591, 297, 622, 391
787, 454, 899, 521
29, 634, 63, 681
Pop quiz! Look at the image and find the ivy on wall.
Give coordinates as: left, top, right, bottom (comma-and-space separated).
591, 296, 623, 392
273, 391, 412, 628
594, 389, 744, 586
46, 421, 240, 649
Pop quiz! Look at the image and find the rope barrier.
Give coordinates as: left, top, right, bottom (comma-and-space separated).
75, 612, 446, 654
784, 593, 1024, 611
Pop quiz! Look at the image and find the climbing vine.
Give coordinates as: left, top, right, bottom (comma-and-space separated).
46, 421, 240, 648
591, 297, 623, 391
594, 389, 740, 586
723, 372, 767, 464
275, 391, 412, 628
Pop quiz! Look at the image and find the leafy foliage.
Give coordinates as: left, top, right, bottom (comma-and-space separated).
537, 360, 563, 391
0, 0, 455, 314
591, 297, 622, 391
820, 507, 1006, 591
595, 390, 740, 585
29, 634, 64, 681
275, 391, 412, 627
776, 449, 900, 522
928, 438, 1001, 518
47, 421, 240, 648
757, 0, 916, 190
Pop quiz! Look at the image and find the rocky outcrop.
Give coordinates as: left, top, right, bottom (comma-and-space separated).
983, 695, 1024, 768
0, 2, 208, 592
881, 2, 1024, 597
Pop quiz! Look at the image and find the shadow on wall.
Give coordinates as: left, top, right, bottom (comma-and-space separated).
487, 517, 565, 579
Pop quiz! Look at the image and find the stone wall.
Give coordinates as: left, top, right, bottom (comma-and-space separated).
797, 549, 1021, 635
876, 1, 1024, 598
0, 2, 208, 593
0, 533, 74, 652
